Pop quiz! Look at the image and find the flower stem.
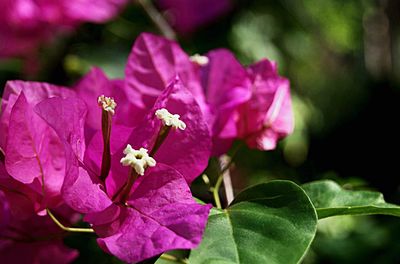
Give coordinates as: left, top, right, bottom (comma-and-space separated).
137, 0, 177, 40
213, 174, 224, 209
46, 209, 94, 233
221, 156, 234, 205
113, 169, 139, 204
0, 147, 4, 161
160, 254, 189, 264
150, 126, 171, 157
220, 142, 243, 174
100, 110, 112, 182
212, 142, 244, 209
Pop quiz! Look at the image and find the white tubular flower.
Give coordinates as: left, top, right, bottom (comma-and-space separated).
98, 95, 117, 115
120, 145, 156, 175
155, 108, 186, 130
190, 54, 209, 66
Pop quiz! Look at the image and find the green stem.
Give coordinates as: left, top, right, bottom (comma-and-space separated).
212, 142, 244, 209
46, 209, 94, 233
220, 141, 244, 174
160, 254, 189, 264
213, 174, 224, 209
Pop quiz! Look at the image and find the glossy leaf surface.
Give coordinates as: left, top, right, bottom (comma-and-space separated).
189, 181, 317, 264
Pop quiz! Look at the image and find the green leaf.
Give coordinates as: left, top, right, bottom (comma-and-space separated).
189, 181, 318, 264
302, 180, 400, 219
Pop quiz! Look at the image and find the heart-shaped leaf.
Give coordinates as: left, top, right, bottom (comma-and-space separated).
302, 180, 400, 219
189, 180, 318, 264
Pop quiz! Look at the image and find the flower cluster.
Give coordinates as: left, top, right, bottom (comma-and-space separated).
126, 33, 294, 155
0, 167, 79, 263
0, 32, 293, 263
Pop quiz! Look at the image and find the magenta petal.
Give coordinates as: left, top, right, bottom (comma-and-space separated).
127, 78, 211, 183
201, 49, 251, 155
63, 166, 113, 213
0, 240, 78, 264
238, 59, 294, 150
5, 92, 65, 203
0, 0, 127, 59
0, 188, 78, 263
74, 67, 114, 135
0, 206, 79, 264
125, 33, 204, 107
157, 0, 232, 34
0, 93, 18, 150
128, 165, 195, 210
112, 79, 145, 128
1, 162, 43, 218
74, 68, 140, 137
84, 203, 121, 228
1, 159, 43, 217
97, 164, 211, 263
0, 80, 74, 149
202, 49, 251, 112
0, 190, 10, 230
65, 0, 128, 23
33, 97, 86, 159
84, 204, 123, 239
265, 79, 294, 135
2, 80, 74, 106
85, 125, 132, 198
34, 97, 112, 213
248, 79, 293, 151
5, 92, 45, 186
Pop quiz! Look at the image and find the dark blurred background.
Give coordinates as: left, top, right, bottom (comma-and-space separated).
1, 0, 399, 263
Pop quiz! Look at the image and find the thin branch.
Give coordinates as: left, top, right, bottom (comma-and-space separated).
220, 155, 234, 205
47, 209, 95, 233
160, 253, 189, 264
220, 142, 243, 174
213, 174, 224, 209
137, 0, 177, 40
212, 142, 244, 208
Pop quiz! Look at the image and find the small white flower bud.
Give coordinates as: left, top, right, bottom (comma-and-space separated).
98, 95, 117, 115
155, 108, 186, 130
190, 54, 209, 66
120, 145, 156, 175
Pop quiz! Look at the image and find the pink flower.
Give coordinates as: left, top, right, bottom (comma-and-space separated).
0, 67, 144, 213
0, 0, 128, 59
126, 33, 294, 153
1, 63, 212, 262
0, 168, 78, 264
0, 81, 76, 212
32, 77, 211, 263
0, 156, 45, 218
157, 0, 233, 34
198, 49, 252, 155
72, 67, 143, 141
0, 85, 79, 264
0, 191, 78, 264
237, 59, 294, 150
126, 33, 251, 155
